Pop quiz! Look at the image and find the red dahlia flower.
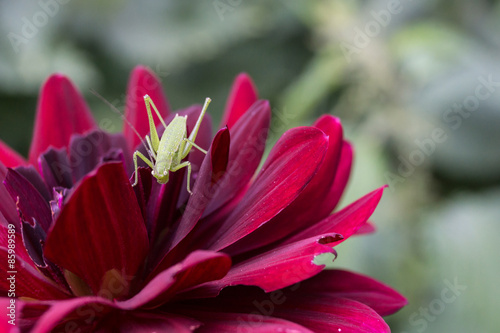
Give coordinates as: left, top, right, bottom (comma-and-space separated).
0, 66, 406, 332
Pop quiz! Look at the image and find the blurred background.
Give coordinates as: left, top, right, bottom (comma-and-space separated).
1, 1, 499, 331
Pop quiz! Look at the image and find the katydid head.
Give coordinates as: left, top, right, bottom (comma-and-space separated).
152, 168, 169, 184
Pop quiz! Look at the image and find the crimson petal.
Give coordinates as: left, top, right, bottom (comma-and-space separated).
0, 162, 18, 228
95, 312, 200, 332
186, 311, 314, 333
120, 250, 231, 309
226, 116, 344, 254
203, 100, 270, 218
0, 139, 27, 168
325, 141, 353, 209
294, 269, 407, 316
206, 126, 328, 252
28, 74, 96, 164
188, 233, 342, 297
124, 65, 170, 150
220, 73, 258, 129
44, 162, 149, 295
285, 186, 386, 246
0, 247, 70, 300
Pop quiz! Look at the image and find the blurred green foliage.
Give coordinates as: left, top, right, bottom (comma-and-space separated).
1, 1, 499, 331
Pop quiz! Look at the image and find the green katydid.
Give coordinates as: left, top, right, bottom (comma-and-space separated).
132, 95, 211, 194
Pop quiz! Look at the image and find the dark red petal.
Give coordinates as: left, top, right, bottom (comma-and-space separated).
188, 234, 341, 297
0, 162, 18, 228
144, 128, 228, 275
220, 73, 258, 129
0, 247, 70, 300
0, 139, 27, 168
120, 251, 231, 309
1, 298, 22, 333
355, 220, 376, 235
203, 100, 270, 217
226, 117, 344, 254
294, 269, 407, 316
30, 297, 114, 333
325, 141, 353, 209
210, 126, 230, 184
285, 186, 386, 246
29, 74, 96, 164
188, 311, 313, 333
270, 296, 390, 333
4, 168, 52, 232
95, 312, 200, 333
206, 127, 328, 252
124, 65, 170, 150
44, 162, 149, 295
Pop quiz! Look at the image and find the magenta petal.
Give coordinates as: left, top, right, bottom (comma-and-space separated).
227, 117, 344, 253
207, 127, 328, 252
296, 269, 407, 316
326, 141, 354, 209
0, 139, 27, 168
271, 296, 390, 333
203, 100, 270, 217
0, 162, 18, 227
31, 297, 114, 333
285, 186, 386, 246
44, 162, 149, 295
189, 311, 313, 333
0, 247, 70, 300
189, 233, 342, 296
355, 220, 376, 235
124, 65, 170, 150
120, 251, 231, 309
28, 74, 96, 164
95, 312, 200, 333
220, 73, 258, 129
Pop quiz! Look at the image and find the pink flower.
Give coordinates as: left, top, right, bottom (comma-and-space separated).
0, 66, 406, 332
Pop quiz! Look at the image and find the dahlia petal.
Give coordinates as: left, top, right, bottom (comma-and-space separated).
269, 296, 390, 333
220, 73, 258, 129
120, 251, 231, 309
0, 224, 31, 264
189, 311, 314, 333
295, 269, 407, 316
210, 126, 230, 184
226, 116, 344, 254
285, 186, 386, 246
203, 100, 270, 217
205, 126, 328, 252
1, 298, 21, 332
0, 139, 27, 167
69, 130, 131, 183
148, 127, 231, 275
30, 297, 114, 333
39, 148, 73, 189
14, 165, 51, 202
0, 247, 70, 300
325, 141, 354, 209
95, 312, 200, 332
355, 220, 376, 235
189, 233, 342, 296
124, 65, 170, 150
44, 162, 149, 295
0, 162, 18, 227
4, 168, 52, 232
29, 74, 96, 164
